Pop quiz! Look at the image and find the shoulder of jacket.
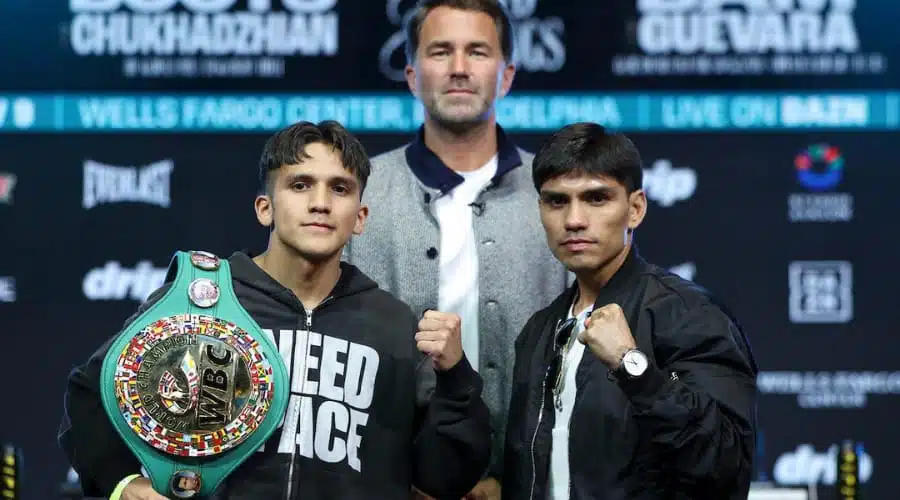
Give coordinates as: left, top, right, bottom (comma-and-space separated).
493, 150, 537, 193
370, 146, 410, 170
365, 145, 416, 192
642, 265, 723, 317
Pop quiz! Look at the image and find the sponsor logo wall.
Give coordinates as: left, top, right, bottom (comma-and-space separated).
3, 1, 900, 498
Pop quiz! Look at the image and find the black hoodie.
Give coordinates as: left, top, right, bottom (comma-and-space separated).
59, 251, 491, 500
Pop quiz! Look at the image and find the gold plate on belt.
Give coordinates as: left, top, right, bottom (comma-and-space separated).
112, 314, 275, 457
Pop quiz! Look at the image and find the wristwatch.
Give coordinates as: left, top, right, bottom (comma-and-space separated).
616, 349, 649, 378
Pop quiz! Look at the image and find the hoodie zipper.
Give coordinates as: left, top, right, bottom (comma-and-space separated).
285, 297, 334, 500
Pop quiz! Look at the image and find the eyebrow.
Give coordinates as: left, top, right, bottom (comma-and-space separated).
540, 186, 616, 198
284, 173, 359, 188
425, 40, 493, 52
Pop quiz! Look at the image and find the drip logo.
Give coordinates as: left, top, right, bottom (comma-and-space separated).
82, 260, 168, 302
774, 444, 873, 485
643, 159, 697, 207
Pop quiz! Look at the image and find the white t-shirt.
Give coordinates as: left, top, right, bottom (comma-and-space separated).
432, 156, 499, 370
549, 302, 592, 500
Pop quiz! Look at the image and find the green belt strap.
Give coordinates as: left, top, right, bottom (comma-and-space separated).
99, 250, 289, 499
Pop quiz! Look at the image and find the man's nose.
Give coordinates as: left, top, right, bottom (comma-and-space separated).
450, 51, 470, 76
308, 185, 332, 212
564, 202, 588, 230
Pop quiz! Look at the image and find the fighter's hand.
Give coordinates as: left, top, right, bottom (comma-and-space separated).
416, 310, 464, 371
121, 477, 168, 500
578, 303, 637, 370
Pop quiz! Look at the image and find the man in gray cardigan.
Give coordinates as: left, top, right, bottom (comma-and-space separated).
343, 0, 569, 498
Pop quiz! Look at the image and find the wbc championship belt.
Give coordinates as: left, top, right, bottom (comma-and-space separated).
99, 250, 289, 498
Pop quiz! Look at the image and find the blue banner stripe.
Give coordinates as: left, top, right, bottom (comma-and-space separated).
0, 92, 897, 132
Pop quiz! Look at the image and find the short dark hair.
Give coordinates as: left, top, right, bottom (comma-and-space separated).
258, 120, 371, 197
532, 123, 644, 193
404, 0, 515, 64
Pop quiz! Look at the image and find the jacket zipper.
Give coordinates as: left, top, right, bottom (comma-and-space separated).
530, 319, 565, 500
528, 369, 549, 499
285, 297, 333, 500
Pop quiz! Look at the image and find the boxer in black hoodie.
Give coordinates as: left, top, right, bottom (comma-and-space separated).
58, 120, 491, 500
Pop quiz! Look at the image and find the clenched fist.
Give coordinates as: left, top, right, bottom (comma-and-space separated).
416, 310, 464, 371
578, 303, 638, 370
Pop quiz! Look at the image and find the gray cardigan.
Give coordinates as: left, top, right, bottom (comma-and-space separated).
344, 141, 570, 478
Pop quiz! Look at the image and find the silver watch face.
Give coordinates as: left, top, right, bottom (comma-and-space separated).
622, 350, 649, 376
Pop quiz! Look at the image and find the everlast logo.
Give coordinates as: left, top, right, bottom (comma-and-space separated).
82, 159, 174, 209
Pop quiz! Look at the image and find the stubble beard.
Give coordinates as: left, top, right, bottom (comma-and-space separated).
427, 94, 491, 135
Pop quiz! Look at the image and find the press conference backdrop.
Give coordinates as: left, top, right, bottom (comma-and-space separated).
1, 1, 899, 500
